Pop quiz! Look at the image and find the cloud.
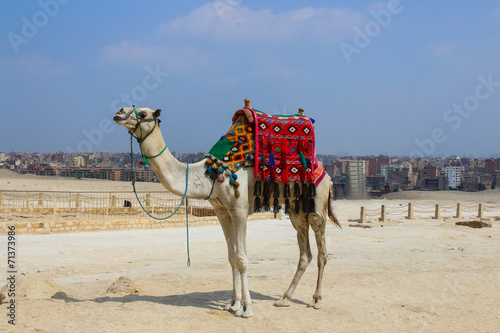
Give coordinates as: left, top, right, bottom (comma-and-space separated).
98, 3, 368, 72
99, 41, 208, 70
368, 1, 391, 12
429, 40, 457, 58
159, 2, 365, 42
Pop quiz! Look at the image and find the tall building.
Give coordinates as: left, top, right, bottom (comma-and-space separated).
485, 158, 500, 174
445, 162, 461, 189
347, 160, 366, 198
366, 155, 390, 176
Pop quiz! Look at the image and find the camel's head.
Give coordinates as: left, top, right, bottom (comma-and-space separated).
113, 106, 162, 136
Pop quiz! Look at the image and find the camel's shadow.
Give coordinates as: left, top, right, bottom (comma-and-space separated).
54, 290, 307, 310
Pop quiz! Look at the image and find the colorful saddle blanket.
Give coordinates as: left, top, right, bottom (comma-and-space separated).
207, 107, 326, 213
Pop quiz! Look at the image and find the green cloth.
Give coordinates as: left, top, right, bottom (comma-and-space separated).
209, 137, 233, 160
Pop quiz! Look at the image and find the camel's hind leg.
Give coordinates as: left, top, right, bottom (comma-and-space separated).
308, 212, 327, 309
274, 212, 312, 307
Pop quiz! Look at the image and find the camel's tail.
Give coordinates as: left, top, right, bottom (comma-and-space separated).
328, 190, 342, 229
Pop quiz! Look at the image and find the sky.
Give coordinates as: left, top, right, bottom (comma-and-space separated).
0, 0, 499, 157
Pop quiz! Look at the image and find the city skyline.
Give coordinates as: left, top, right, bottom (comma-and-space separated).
1, 150, 499, 159
1, 1, 499, 156
3, 151, 499, 196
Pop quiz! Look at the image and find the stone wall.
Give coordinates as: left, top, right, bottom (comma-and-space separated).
0, 212, 280, 235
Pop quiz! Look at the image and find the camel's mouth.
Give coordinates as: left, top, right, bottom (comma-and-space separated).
113, 115, 127, 123
113, 112, 138, 127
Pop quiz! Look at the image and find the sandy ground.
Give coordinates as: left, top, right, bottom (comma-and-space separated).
0, 172, 500, 332
0, 169, 165, 192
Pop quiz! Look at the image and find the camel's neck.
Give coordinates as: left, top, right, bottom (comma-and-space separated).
138, 124, 212, 200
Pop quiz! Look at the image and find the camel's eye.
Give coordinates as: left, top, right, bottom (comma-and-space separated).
139, 111, 147, 119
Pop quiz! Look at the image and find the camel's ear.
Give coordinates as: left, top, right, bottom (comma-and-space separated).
154, 109, 162, 118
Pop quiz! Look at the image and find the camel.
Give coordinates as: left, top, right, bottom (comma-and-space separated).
113, 100, 340, 318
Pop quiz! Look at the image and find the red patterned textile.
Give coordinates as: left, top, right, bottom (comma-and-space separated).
252, 109, 318, 184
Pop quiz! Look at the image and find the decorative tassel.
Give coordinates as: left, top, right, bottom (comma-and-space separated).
273, 182, 281, 213
294, 182, 301, 198
309, 197, 315, 213
254, 179, 261, 196
293, 182, 301, 214
269, 153, 276, 168
273, 196, 280, 214
309, 183, 316, 213
310, 183, 316, 197
283, 183, 290, 215
262, 179, 271, 211
284, 183, 291, 199
139, 156, 148, 165
253, 179, 262, 212
302, 183, 309, 213
273, 181, 280, 199
284, 198, 290, 214
254, 196, 262, 212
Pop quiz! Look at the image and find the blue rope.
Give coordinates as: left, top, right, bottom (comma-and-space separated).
132, 164, 191, 266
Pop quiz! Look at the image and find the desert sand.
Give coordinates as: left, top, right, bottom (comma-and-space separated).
1, 172, 499, 332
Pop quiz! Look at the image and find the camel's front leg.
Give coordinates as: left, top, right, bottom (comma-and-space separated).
213, 206, 242, 313
229, 207, 253, 318
224, 256, 242, 313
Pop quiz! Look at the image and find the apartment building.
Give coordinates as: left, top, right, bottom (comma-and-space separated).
445, 162, 461, 189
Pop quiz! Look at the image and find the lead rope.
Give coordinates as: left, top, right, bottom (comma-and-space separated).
130, 132, 191, 266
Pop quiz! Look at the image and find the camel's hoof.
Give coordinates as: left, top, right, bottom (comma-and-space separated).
273, 298, 290, 307
307, 302, 321, 310
224, 300, 241, 313
308, 298, 321, 309
234, 306, 253, 318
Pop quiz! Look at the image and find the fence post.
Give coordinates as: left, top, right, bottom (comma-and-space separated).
380, 205, 386, 222
0, 191, 3, 206
407, 202, 414, 219
152, 198, 155, 214
146, 193, 151, 207
106, 198, 109, 218
26, 192, 29, 210
455, 203, 462, 219
76, 194, 81, 209
38, 192, 44, 206
360, 206, 366, 223
111, 195, 116, 207
53, 198, 57, 221
434, 204, 440, 219
478, 203, 483, 218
